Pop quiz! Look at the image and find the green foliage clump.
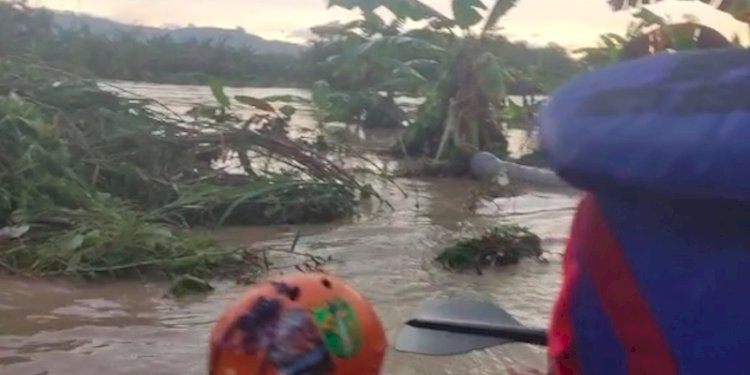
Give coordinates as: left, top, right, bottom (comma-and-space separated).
575, 8, 735, 71
0, 94, 239, 277
436, 225, 543, 272
0, 57, 368, 279
169, 274, 216, 297
157, 180, 357, 226
2, 202, 241, 278
312, 0, 562, 162
299, 0, 582, 136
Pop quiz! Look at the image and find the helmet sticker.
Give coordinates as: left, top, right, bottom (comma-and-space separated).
312, 299, 363, 358
269, 308, 335, 375
215, 296, 335, 375
218, 296, 283, 352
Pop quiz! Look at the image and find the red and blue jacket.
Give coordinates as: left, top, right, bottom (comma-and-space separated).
540, 48, 750, 375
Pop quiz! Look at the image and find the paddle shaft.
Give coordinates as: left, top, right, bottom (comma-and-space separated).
406, 319, 548, 346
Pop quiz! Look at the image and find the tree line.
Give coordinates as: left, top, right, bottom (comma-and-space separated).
0, 1, 303, 86
0, 1, 583, 89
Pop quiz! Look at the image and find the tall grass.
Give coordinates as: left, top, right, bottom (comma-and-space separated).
0, 57, 368, 279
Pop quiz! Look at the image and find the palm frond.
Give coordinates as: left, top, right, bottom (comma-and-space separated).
482, 0, 520, 36
607, 0, 749, 24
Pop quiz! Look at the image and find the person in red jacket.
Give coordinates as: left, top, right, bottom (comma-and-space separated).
541, 47, 750, 375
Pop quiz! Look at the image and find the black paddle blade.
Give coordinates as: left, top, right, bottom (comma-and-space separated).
395, 298, 546, 356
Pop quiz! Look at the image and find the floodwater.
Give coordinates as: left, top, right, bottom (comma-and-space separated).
0, 82, 579, 375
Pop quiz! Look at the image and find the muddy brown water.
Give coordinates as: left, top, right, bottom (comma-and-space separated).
0, 83, 577, 375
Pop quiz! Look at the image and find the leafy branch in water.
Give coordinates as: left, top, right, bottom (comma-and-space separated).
0, 57, 371, 280
436, 225, 543, 273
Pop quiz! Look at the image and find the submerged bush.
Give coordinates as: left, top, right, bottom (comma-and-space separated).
2, 203, 243, 278
157, 180, 357, 226
436, 225, 543, 273
0, 57, 370, 279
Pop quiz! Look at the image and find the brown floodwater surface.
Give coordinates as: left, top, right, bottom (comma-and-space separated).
1, 82, 577, 375
0, 178, 579, 375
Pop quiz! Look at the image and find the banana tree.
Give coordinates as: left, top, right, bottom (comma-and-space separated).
325, 0, 520, 161
607, 0, 750, 24
299, 11, 442, 129
576, 8, 732, 69
621, 22, 732, 58
425, 0, 520, 161
575, 34, 630, 68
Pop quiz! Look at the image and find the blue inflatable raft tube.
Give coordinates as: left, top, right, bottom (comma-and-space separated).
540, 48, 750, 201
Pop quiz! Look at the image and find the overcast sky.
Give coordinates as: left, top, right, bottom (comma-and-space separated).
29, 0, 747, 48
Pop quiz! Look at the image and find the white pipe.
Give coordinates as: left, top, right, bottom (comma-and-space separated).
498, 160, 568, 188
470, 151, 568, 188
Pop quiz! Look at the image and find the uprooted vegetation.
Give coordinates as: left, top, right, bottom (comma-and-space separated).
436, 225, 544, 273
0, 57, 372, 280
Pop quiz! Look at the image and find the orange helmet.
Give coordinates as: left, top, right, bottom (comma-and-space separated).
208, 273, 387, 375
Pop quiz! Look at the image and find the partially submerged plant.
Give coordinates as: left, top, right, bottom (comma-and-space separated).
313, 0, 581, 166
0, 57, 371, 280
169, 274, 216, 298
436, 225, 543, 273
575, 8, 733, 70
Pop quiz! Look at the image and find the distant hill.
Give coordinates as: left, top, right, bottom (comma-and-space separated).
50, 11, 305, 56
